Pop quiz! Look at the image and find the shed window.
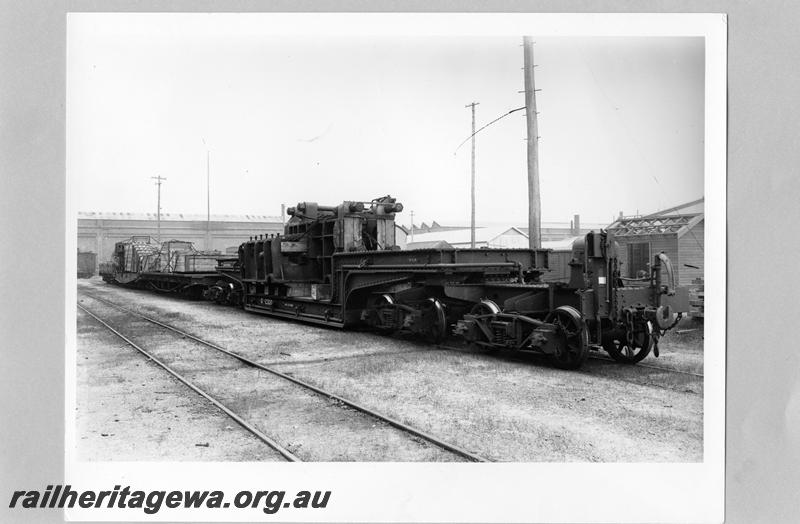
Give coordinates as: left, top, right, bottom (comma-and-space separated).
627, 242, 651, 278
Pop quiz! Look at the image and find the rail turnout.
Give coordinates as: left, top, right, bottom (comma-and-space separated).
77, 303, 300, 461
78, 293, 490, 463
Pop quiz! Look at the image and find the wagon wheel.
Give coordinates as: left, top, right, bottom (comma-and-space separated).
466, 300, 501, 350
212, 280, 236, 305
602, 321, 653, 364
367, 293, 395, 312
420, 298, 448, 343
470, 299, 501, 317
369, 294, 397, 333
545, 306, 589, 370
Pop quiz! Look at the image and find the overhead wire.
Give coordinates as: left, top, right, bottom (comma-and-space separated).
453, 106, 526, 155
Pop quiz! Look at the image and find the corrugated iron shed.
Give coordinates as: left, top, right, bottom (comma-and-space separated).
541, 236, 582, 250
406, 226, 528, 247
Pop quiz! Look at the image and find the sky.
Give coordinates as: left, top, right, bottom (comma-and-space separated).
68, 14, 705, 228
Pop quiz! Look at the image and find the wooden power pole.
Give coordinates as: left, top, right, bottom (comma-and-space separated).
151, 175, 167, 243
523, 36, 542, 249
206, 149, 211, 250
465, 101, 479, 248
201, 138, 211, 250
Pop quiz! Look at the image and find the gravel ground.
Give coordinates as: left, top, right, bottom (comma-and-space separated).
76, 306, 285, 461
78, 291, 469, 462
76, 278, 704, 462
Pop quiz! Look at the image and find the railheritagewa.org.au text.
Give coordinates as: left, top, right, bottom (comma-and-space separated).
8, 485, 331, 515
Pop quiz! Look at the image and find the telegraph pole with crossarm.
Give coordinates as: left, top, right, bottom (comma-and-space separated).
523, 36, 542, 249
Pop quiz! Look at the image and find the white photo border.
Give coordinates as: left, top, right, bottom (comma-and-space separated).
65, 12, 726, 523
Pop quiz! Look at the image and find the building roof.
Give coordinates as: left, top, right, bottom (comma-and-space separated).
606, 213, 704, 238
643, 197, 704, 218
405, 240, 453, 250
409, 222, 469, 234
519, 222, 609, 235
541, 236, 582, 250
408, 226, 527, 245
405, 233, 580, 251
407, 219, 609, 236
78, 211, 282, 223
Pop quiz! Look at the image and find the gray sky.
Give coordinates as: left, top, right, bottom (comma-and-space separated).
68, 15, 704, 227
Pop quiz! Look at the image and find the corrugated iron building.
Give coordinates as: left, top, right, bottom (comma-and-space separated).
539, 236, 583, 283
606, 199, 704, 287
78, 211, 284, 273
405, 226, 530, 249
519, 220, 609, 242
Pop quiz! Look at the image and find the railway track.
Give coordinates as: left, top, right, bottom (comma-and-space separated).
261, 337, 702, 380
78, 303, 299, 461
436, 344, 704, 381
84, 286, 702, 380
586, 354, 704, 378
78, 293, 490, 463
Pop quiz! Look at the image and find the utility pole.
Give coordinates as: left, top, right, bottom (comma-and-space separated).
523, 36, 542, 249
206, 149, 211, 250
151, 175, 167, 243
465, 101, 479, 248
410, 210, 415, 243
202, 138, 211, 250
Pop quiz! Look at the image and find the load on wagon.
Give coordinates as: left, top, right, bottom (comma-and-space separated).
99, 236, 226, 298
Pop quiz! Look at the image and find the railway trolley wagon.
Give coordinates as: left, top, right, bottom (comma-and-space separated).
215, 196, 690, 369
99, 236, 227, 298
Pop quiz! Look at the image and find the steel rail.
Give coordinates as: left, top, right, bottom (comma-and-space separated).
438, 344, 704, 379
586, 355, 704, 378
80, 293, 490, 463
77, 303, 300, 462
258, 348, 433, 368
